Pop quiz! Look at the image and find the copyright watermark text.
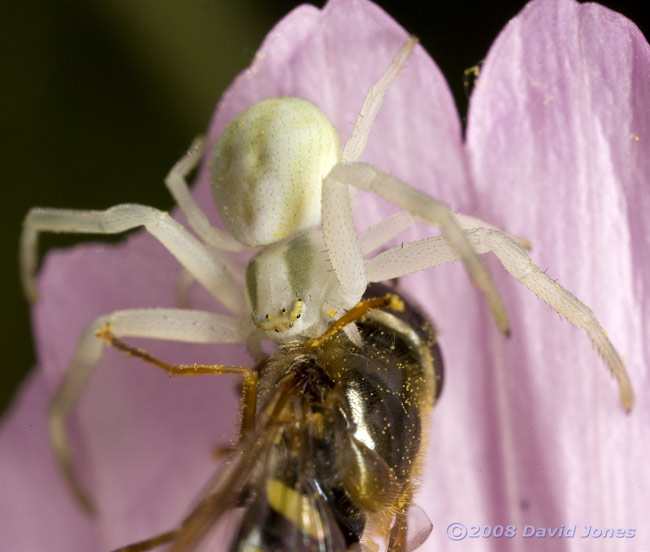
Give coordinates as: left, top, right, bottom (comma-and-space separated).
446, 523, 635, 541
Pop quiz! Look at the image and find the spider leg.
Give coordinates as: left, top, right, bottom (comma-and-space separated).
48, 308, 251, 513
359, 210, 530, 256
365, 228, 633, 411
165, 137, 249, 252
322, 162, 510, 334
174, 266, 196, 308
342, 37, 417, 162
453, 212, 532, 250
359, 210, 417, 255
20, 204, 243, 314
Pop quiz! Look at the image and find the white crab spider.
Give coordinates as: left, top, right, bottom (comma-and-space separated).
21, 37, 632, 512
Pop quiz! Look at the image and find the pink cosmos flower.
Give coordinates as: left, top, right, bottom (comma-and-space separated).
1, 0, 648, 550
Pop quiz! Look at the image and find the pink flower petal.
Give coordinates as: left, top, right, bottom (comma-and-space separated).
422, 0, 650, 549
0, 371, 98, 550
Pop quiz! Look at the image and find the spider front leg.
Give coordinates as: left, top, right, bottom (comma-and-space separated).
364, 227, 634, 410
20, 204, 243, 314
48, 308, 251, 513
322, 162, 510, 334
322, 35, 507, 332
342, 36, 417, 163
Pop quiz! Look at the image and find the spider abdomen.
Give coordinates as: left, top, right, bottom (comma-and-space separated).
209, 97, 341, 247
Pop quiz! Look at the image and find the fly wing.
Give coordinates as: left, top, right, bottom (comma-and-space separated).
165, 374, 349, 552
404, 504, 433, 552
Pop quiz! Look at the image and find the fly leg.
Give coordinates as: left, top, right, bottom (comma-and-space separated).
110, 530, 178, 552
387, 508, 408, 552
98, 326, 259, 437
98, 330, 260, 552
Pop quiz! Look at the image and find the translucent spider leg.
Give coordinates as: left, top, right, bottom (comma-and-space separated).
319, 36, 416, 300
359, 211, 417, 255
359, 210, 531, 255
20, 205, 244, 314
364, 227, 634, 411
342, 36, 417, 163
48, 308, 251, 513
165, 137, 249, 252
453, 212, 532, 250
322, 162, 510, 334
323, 35, 508, 333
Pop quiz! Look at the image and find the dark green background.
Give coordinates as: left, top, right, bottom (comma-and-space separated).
1, 0, 647, 413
